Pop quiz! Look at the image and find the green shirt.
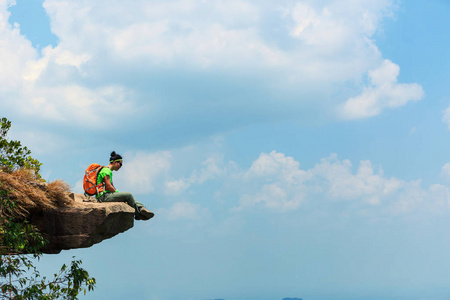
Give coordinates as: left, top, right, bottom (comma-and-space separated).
97, 167, 113, 196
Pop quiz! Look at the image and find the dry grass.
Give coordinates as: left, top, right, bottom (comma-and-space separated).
7, 168, 40, 182
47, 180, 73, 206
0, 170, 74, 220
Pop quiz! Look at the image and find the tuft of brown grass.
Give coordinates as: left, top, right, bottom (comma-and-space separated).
9, 168, 41, 182
0, 170, 74, 220
47, 180, 73, 206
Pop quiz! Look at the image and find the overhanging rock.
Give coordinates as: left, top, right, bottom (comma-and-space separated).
30, 193, 135, 254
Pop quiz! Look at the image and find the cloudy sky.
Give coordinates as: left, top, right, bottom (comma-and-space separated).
2, 0, 450, 299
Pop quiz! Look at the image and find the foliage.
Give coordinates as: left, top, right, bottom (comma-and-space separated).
0, 117, 95, 299
0, 118, 42, 180
0, 184, 96, 299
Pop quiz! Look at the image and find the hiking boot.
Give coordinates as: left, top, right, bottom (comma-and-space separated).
138, 207, 154, 220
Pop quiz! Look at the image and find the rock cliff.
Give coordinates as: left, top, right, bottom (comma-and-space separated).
0, 171, 136, 254
33, 193, 135, 254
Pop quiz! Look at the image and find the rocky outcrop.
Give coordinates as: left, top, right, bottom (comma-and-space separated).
30, 193, 135, 254
0, 172, 136, 254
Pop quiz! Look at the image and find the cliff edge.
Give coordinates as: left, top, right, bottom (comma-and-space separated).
0, 171, 135, 254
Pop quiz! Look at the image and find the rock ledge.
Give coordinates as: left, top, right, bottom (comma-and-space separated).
31, 193, 135, 254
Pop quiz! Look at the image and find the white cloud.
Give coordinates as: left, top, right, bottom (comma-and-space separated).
428, 184, 450, 210
239, 151, 309, 211
160, 201, 209, 221
246, 151, 309, 184
81, 146, 450, 218
164, 179, 191, 196
442, 107, 450, 130
164, 154, 225, 196
189, 155, 224, 184
389, 180, 427, 214
114, 151, 172, 194
234, 151, 450, 215
43, 0, 277, 68
290, 2, 372, 50
240, 151, 404, 212
310, 154, 403, 204
7, 127, 71, 156
0, 2, 36, 90
0, 0, 421, 133
23, 45, 91, 82
340, 60, 424, 119
0, 3, 134, 128
17, 84, 135, 126
441, 163, 450, 182
239, 183, 305, 211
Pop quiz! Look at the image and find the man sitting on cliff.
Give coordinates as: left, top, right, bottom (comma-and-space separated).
97, 151, 154, 220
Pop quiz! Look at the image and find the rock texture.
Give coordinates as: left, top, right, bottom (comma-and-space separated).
30, 193, 135, 254
0, 172, 137, 254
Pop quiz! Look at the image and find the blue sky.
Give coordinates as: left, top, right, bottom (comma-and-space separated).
2, 0, 450, 299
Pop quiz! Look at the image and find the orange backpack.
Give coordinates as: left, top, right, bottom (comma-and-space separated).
83, 163, 105, 196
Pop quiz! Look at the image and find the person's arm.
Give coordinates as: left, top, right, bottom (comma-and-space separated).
103, 175, 117, 192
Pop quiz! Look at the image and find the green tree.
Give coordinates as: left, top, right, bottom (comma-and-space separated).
0, 117, 95, 299
0, 117, 42, 180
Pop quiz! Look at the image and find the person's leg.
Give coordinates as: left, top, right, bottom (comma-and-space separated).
99, 192, 143, 216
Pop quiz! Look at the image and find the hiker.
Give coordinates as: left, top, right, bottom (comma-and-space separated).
96, 151, 154, 220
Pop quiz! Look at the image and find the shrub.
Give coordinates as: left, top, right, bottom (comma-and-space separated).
0, 117, 95, 299
0, 117, 42, 180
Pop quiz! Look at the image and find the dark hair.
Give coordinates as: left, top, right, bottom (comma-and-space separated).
110, 151, 123, 162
